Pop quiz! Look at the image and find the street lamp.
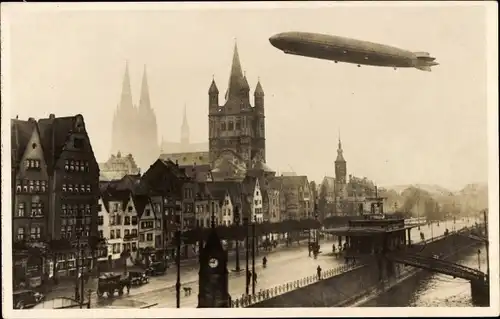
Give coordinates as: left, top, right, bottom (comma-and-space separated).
252, 215, 256, 295
233, 205, 241, 272
243, 216, 249, 295
175, 204, 182, 308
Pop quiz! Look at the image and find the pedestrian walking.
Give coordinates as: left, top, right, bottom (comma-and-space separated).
316, 265, 322, 280
246, 270, 252, 287
252, 271, 258, 285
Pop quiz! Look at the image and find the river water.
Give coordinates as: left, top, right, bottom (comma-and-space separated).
362, 244, 487, 307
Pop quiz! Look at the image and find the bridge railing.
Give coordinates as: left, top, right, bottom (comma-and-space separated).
229, 262, 363, 308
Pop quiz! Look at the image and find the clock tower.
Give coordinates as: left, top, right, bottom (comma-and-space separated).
197, 216, 231, 307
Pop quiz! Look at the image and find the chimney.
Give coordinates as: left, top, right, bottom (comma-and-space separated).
49, 114, 55, 119
175, 160, 179, 167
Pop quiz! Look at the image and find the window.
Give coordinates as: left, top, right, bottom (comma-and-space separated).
85, 204, 91, 215
80, 184, 85, 192
131, 216, 138, 225
75, 184, 79, 193
125, 229, 130, 236
98, 216, 103, 225
132, 242, 137, 252
221, 122, 226, 131
116, 215, 121, 225
31, 202, 43, 217
145, 209, 151, 217
146, 233, 153, 241
236, 120, 241, 130
116, 230, 121, 238
140, 234, 145, 242
97, 204, 102, 212
68, 184, 73, 192
25, 160, 30, 169
110, 230, 115, 239
16, 180, 22, 193
86, 184, 91, 192
61, 226, 67, 238
30, 226, 41, 239
113, 203, 118, 212
85, 217, 91, 225
29, 180, 34, 192
65, 160, 69, 171
84, 161, 89, 172
73, 138, 84, 149
228, 121, 234, 130
70, 161, 75, 171
34, 180, 40, 192
84, 226, 90, 237
35, 160, 40, 168
62, 204, 67, 216
80, 162, 85, 172
132, 229, 137, 236
41, 180, 47, 191
128, 206, 132, 212
17, 203, 25, 217
17, 228, 25, 240
124, 216, 130, 225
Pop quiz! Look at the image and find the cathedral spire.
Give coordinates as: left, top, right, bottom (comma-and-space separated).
139, 64, 151, 110
181, 104, 190, 146
119, 61, 134, 110
225, 40, 245, 100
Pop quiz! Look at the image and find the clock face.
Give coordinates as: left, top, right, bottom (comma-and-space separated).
208, 258, 219, 268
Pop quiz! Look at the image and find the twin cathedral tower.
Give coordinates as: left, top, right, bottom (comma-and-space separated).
110, 43, 267, 172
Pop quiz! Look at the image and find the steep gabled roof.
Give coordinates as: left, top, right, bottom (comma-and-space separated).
101, 188, 132, 211
277, 175, 309, 188
133, 194, 153, 219
11, 119, 37, 168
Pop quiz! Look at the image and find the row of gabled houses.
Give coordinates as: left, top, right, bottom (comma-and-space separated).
96, 157, 316, 269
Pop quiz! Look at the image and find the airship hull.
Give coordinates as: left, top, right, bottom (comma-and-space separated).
269, 32, 438, 70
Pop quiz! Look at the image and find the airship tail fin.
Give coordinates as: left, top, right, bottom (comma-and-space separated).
415, 65, 432, 72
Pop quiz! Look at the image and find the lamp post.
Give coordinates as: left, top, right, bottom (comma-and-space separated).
243, 216, 249, 295
233, 205, 241, 272
175, 223, 181, 308
252, 215, 256, 295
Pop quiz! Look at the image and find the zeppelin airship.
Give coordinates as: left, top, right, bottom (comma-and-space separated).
269, 31, 439, 72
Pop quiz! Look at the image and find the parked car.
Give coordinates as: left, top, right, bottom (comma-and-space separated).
146, 262, 167, 276
13, 289, 45, 309
129, 271, 149, 285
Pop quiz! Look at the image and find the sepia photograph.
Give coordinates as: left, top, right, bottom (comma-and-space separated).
1, 1, 498, 318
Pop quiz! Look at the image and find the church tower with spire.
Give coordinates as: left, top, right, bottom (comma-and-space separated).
111, 62, 159, 171
335, 136, 347, 184
208, 41, 266, 171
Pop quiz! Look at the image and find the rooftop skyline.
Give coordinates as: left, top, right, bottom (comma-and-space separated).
3, 2, 494, 190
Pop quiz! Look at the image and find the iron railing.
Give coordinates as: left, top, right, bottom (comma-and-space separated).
229, 262, 362, 308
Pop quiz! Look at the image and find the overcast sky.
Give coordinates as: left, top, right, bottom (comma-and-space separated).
3, 2, 493, 190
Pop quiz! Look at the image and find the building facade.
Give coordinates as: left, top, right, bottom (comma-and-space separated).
11, 114, 100, 287
208, 43, 266, 179
99, 152, 141, 181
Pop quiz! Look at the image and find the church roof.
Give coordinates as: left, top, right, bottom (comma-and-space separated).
224, 42, 246, 101
208, 79, 219, 94
255, 80, 264, 97
159, 151, 210, 166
